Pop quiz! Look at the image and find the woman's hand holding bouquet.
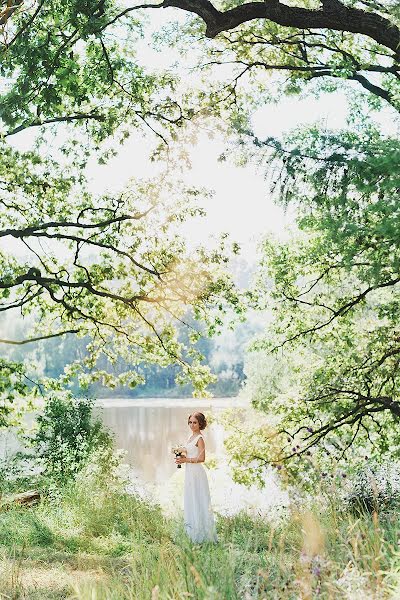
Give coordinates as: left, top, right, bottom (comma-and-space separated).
171, 444, 187, 468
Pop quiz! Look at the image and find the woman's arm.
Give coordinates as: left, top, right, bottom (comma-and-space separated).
188, 437, 205, 464
175, 437, 206, 464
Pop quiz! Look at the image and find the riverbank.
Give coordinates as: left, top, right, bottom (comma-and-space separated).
1, 471, 400, 599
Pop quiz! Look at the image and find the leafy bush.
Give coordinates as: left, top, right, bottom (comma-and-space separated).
342, 461, 400, 514
27, 394, 113, 484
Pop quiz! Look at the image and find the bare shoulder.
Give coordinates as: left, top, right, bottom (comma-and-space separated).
196, 435, 205, 447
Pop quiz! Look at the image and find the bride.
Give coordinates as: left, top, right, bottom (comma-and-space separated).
175, 412, 218, 543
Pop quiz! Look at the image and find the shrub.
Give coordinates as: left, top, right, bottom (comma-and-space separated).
342, 460, 400, 514
27, 394, 112, 484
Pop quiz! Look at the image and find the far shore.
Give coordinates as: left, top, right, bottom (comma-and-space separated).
96, 396, 249, 408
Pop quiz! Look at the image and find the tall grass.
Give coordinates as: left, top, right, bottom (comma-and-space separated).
1, 472, 400, 599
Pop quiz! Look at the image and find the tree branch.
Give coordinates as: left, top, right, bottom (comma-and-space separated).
0, 213, 151, 238
0, 270, 168, 307
349, 72, 393, 103
14, 229, 163, 277
4, 1, 45, 50
5, 112, 107, 138
273, 276, 400, 350
161, 0, 400, 56
0, 0, 23, 26
0, 329, 81, 345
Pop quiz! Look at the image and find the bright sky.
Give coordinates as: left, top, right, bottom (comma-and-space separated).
81, 6, 368, 258
73, 5, 349, 258
85, 93, 350, 259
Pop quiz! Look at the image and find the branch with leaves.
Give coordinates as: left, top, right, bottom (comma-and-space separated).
161, 0, 400, 54
242, 118, 400, 468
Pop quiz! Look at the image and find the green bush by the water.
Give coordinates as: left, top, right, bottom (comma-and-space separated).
26, 395, 113, 484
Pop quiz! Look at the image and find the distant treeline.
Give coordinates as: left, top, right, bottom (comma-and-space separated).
5, 317, 256, 398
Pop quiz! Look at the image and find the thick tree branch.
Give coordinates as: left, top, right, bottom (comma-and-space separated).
0, 271, 164, 305
0, 0, 23, 26
349, 72, 393, 102
161, 0, 400, 57
0, 213, 151, 238
9, 229, 162, 277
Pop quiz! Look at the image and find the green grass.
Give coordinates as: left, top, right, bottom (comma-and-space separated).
1, 474, 400, 599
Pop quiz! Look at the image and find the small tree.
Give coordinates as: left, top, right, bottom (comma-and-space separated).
29, 395, 112, 483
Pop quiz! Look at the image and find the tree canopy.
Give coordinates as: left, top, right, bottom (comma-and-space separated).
242, 123, 400, 473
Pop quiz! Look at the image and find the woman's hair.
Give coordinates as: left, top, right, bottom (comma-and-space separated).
188, 412, 207, 430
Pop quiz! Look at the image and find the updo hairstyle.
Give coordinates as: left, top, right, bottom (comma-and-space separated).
188, 412, 207, 430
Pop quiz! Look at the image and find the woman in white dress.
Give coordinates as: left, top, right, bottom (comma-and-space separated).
175, 412, 218, 543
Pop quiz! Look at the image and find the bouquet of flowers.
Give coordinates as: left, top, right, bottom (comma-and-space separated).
171, 444, 187, 468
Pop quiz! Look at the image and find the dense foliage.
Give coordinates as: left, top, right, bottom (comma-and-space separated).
27, 395, 112, 483
245, 124, 400, 465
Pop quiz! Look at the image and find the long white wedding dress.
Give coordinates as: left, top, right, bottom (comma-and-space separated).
184, 433, 218, 543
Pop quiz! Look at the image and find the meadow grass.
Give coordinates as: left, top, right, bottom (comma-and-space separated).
1, 474, 400, 599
